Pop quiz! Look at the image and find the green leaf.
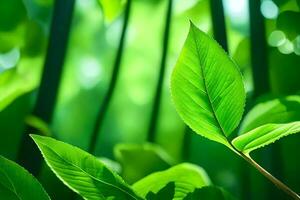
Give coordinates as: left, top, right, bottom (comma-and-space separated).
171, 22, 245, 147
183, 186, 234, 200
232, 122, 300, 154
132, 163, 210, 199
98, 0, 127, 22
114, 143, 174, 184
0, 57, 42, 111
276, 11, 300, 40
31, 135, 142, 200
25, 115, 52, 136
240, 95, 300, 133
145, 182, 175, 200
0, 155, 50, 200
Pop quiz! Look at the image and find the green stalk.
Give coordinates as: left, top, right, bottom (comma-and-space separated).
240, 153, 300, 200
147, 0, 173, 142
17, 0, 75, 175
228, 142, 300, 199
209, 0, 228, 50
249, 0, 269, 96
88, 0, 132, 154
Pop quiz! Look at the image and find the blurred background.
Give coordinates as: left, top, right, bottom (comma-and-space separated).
0, 0, 299, 199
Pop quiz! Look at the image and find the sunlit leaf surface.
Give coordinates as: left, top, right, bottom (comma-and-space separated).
171, 22, 245, 147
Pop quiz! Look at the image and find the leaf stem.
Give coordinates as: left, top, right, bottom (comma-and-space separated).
240, 153, 300, 199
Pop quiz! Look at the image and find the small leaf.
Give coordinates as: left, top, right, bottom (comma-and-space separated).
145, 182, 175, 200
132, 163, 210, 199
114, 143, 174, 184
183, 186, 234, 200
31, 135, 142, 200
25, 115, 52, 136
171, 22, 245, 147
0, 57, 42, 111
233, 122, 300, 154
98, 0, 127, 22
240, 95, 300, 133
0, 155, 50, 200
276, 11, 300, 40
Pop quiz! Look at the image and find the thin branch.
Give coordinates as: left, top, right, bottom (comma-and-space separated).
147, 0, 173, 142
17, 0, 75, 175
240, 153, 300, 200
88, 0, 132, 154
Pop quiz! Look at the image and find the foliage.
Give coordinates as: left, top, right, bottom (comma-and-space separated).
114, 143, 174, 183
29, 134, 230, 200
0, 155, 50, 200
171, 22, 300, 198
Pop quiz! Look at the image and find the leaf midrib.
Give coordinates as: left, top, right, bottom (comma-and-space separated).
190, 27, 229, 141
38, 141, 140, 200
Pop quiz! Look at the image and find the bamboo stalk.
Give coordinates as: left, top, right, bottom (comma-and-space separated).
147, 0, 173, 142
88, 0, 132, 154
17, 0, 75, 175
210, 0, 228, 51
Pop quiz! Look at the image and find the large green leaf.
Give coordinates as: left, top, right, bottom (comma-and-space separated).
31, 135, 142, 200
171, 22, 245, 147
183, 186, 234, 200
240, 95, 300, 133
114, 143, 174, 184
0, 155, 50, 200
132, 163, 210, 199
233, 122, 300, 154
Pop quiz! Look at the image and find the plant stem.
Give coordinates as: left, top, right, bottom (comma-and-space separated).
209, 0, 228, 51
88, 0, 132, 154
240, 153, 300, 199
17, 0, 75, 175
147, 0, 173, 142
249, 0, 269, 97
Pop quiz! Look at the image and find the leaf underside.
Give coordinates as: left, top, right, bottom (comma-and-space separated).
31, 135, 142, 200
232, 122, 300, 154
171, 22, 245, 147
239, 95, 300, 133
